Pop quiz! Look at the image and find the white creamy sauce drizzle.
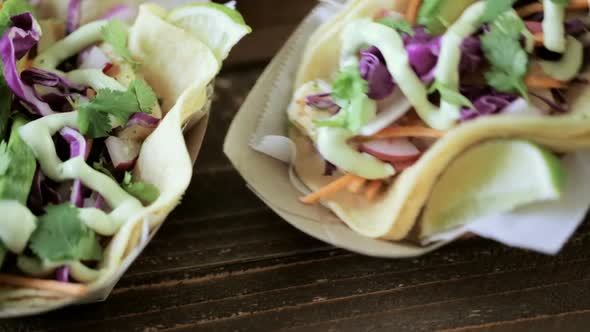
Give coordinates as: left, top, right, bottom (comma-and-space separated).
0, 20, 148, 282
434, 2, 486, 127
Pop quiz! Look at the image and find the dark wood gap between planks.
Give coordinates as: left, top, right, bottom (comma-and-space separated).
43, 261, 590, 332
437, 309, 590, 332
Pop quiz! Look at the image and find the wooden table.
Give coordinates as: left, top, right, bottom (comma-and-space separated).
5, 1, 590, 331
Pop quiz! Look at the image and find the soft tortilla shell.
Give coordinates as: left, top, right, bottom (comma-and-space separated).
291, 0, 590, 241
0, 3, 213, 316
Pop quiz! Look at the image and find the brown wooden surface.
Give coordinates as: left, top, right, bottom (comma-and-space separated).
4, 0, 590, 331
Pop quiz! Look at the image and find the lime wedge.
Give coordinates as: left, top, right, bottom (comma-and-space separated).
168, 3, 251, 61
421, 140, 566, 238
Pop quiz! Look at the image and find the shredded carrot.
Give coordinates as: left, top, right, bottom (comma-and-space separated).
368, 126, 445, 140
0, 274, 88, 297
405, 0, 422, 25
86, 88, 97, 98
518, 0, 588, 17
569, 0, 590, 10
516, 3, 544, 17
533, 32, 544, 46
23, 58, 34, 70
300, 174, 358, 205
365, 181, 383, 201
525, 74, 567, 89
347, 176, 367, 193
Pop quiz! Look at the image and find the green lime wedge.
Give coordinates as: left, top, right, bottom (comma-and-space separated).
421, 140, 566, 238
168, 3, 251, 61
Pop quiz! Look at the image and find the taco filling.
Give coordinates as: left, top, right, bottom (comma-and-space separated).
289, 0, 590, 240
0, 0, 248, 300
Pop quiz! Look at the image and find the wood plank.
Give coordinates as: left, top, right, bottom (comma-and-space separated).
38, 259, 590, 331
13, 227, 590, 331
195, 66, 265, 173
165, 170, 267, 222
224, 0, 318, 66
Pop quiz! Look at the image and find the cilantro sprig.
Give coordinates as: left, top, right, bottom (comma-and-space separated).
481, 12, 529, 99
29, 204, 103, 262
0, 141, 11, 176
315, 66, 375, 133
93, 160, 160, 204
101, 20, 140, 68
428, 82, 474, 109
479, 0, 516, 24
121, 172, 159, 204
75, 79, 158, 138
378, 17, 414, 36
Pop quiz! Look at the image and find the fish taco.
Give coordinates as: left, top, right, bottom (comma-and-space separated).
0, 0, 249, 316
289, 0, 590, 242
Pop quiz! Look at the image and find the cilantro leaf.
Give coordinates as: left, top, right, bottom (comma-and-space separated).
331, 66, 368, 107
29, 204, 103, 262
93, 158, 116, 180
77, 105, 112, 138
121, 172, 159, 204
481, 13, 529, 99
101, 20, 140, 68
316, 66, 376, 133
378, 17, 414, 36
76, 79, 157, 138
429, 82, 474, 109
479, 0, 516, 24
0, 141, 11, 176
129, 79, 157, 113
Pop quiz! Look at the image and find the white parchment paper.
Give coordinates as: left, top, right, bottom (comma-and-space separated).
225, 0, 590, 257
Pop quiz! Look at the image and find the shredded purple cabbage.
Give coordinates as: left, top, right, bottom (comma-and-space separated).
0, 13, 55, 116
359, 47, 396, 100
56, 266, 70, 283
21, 68, 86, 92
29, 168, 62, 215
60, 127, 90, 208
459, 88, 518, 121
66, 0, 82, 34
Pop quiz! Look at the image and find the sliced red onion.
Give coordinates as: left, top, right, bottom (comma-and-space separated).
305, 93, 338, 110
359, 89, 412, 136
66, 0, 82, 34
127, 112, 160, 128
101, 5, 138, 23
106, 136, 141, 171
84, 192, 110, 212
502, 98, 545, 116
117, 113, 160, 141
56, 266, 69, 283
324, 161, 337, 176
60, 127, 90, 208
530, 91, 569, 113
360, 138, 421, 163
78, 46, 111, 71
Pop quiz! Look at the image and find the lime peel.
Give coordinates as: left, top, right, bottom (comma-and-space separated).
421, 140, 566, 238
